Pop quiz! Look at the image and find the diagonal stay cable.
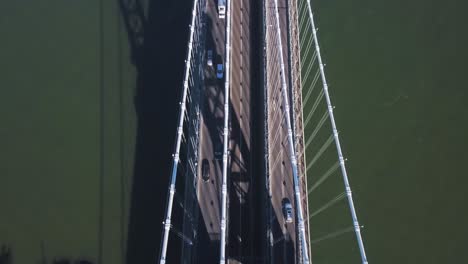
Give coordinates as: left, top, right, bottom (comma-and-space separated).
305, 0, 369, 262
309, 191, 346, 219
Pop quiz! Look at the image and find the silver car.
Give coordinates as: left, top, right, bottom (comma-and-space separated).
207, 50, 213, 66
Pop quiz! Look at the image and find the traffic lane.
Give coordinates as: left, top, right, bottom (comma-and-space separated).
197, 66, 227, 231
274, 101, 297, 249
194, 75, 226, 263
269, 112, 297, 264
206, 1, 226, 61
265, 8, 297, 261
197, 119, 221, 238
229, 0, 257, 261
230, 51, 251, 138
195, 0, 228, 255
238, 1, 254, 257
275, 0, 298, 256
231, 0, 252, 152
278, 0, 289, 80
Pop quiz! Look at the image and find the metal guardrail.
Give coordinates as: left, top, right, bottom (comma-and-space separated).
159, 0, 200, 262
181, 0, 206, 259
219, 0, 232, 262
303, 0, 369, 263
262, 0, 273, 262
272, 0, 310, 262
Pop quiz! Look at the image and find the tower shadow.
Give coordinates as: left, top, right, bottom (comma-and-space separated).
119, 0, 192, 263
0, 245, 11, 264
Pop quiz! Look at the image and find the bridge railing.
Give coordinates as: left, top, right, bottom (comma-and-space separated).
219, 0, 232, 262
158, 0, 205, 262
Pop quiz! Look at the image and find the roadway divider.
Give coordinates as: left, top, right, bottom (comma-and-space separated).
219, 0, 232, 262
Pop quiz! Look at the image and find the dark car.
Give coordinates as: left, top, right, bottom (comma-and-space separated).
201, 159, 210, 182
282, 198, 293, 223
214, 144, 223, 160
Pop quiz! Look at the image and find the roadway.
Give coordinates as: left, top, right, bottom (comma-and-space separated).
228, 0, 263, 262
188, 0, 301, 262
192, 0, 226, 262
193, 0, 263, 262
265, 0, 299, 262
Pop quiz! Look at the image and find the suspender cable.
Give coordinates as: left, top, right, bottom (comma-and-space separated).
305, 1, 369, 263
219, 0, 232, 262
159, 0, 199, 262
272, 0, 310, 262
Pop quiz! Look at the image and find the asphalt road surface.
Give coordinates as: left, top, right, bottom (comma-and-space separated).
193, 0, 264, 263
193, 0, 226, 262
190, 0, 301, 262
266, 0, 299, 262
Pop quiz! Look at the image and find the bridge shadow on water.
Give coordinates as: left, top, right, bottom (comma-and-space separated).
0, 245, 11, 264
119, 0, 192, 263
0, 244, 97, 264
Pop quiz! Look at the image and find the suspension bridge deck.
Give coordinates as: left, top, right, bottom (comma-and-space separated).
187, 0, 263, 262
159, 0, 371, 261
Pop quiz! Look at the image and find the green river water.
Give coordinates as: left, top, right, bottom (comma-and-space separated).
0, 0, 467, 263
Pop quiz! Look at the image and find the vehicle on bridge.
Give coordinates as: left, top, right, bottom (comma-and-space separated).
207, 50, 213, 67
218, 0, 226, 19
214, 144, 223, 160
283, 198, 293, 223
202, 159, 210, 182
216, 63, 224, 79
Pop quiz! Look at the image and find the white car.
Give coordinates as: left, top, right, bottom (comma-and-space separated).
216, 64, 224, 79
207, 50, 213, 66
218, 0, 226, 19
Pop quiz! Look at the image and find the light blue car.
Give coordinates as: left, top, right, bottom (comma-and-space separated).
216, 64, 224, 79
